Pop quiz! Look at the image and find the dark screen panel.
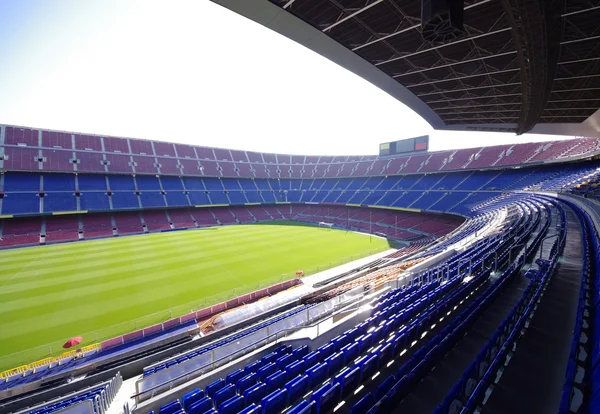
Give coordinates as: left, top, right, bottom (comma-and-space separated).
394, 139, 414, 154
379, 135, 429, 156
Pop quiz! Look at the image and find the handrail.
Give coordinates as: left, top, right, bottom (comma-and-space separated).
132, 291, 373, 400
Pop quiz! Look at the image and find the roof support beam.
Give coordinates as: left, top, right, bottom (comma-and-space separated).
543, 115, 591, 118
543, 107, 600, 111
425, 94, 521, 104
406, 68, 519, 87
552, 87, 600, 93
560, 35, 600, 45
548, 98, 600, 102
435, 103, 521, 110
558, 57, 600, 65
561, 5, 600, 17
283, 0, 296, 9
393, 51, 517, 77
323, 0, 384, 32
443, 115, 587, 121
417, 83, 521, 97
555, 74, 600, 81
442, 117, 520, 121
352, 0, 493, 51
438, 109, 522, 115
375, 28, 511, 66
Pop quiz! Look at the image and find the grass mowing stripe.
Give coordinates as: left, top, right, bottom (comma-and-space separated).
0, 222, 392, 370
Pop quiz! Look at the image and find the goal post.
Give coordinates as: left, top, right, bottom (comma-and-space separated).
318, 221, 334, 229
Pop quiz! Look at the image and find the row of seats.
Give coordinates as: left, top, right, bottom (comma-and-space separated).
2, 162, 598, 216
0, 204, 458, 249
558, 199, 599, 413
3, 125, 597, 176
23, 373, 122, 414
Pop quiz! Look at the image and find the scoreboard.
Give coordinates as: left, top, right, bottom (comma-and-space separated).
379, 135, 429, 156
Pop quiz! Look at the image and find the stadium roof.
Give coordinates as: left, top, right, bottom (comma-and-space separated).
212, 0, 600, 137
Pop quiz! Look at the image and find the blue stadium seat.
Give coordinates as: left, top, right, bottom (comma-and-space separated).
276, 354, 294, 371
311, 382, 340, 414
285, 360, 305, 381
265, 370, 286, 394
44, 193, 77, 212
243, 382, 267, 406
257, 362, 276, 382
245, 360, 262, 375
186, 397, 213, 414
213, 384, 236, 408
78, 174, 108, 191
238, 404, 261, 414
261, 352, 278, 366
225, 369, 244, 386
286, 374, 308, 405
218, 394, 243, 414
335, 366, 360, 397
293, 345, 310, 360
44, 173, 76, 191
158, 399, 182, 414
182, 389, 204, 411
374, 375, 396, 402
260, 389, 288, 414
352, 392, 375, 414
80, 192, 110, 210
288, 400, 316, 414
317, 343, 334, 360
236, 373, 258, 394
205, 379, 225, 398
303, 351, 321, 369
324, 352, 344, 376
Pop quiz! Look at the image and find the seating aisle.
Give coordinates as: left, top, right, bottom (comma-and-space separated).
482, 206, 583, 414
393, 259, 534, 414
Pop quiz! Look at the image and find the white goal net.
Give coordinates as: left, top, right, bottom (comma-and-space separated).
318, 222, 334, 229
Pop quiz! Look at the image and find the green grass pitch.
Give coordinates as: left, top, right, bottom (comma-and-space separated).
0, 222, 392, 370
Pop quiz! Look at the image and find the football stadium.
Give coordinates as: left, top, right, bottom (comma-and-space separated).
0, 1, 600, 414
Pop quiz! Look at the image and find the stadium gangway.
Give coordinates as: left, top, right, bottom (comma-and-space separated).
434, 206, 565, 413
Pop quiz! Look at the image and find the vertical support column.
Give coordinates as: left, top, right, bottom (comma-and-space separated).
39, 165, 44, 214
132, 176, 143, 209
106, 176, 114, 211
0, 173, 4, 215
150, 141, 163, 175
100, 137, 109, 173
40, 210, 48, 234
0, 125, 5, 171
71, 134, 78, 172
75, 173, 82, 212
38, 129, 44, 171
158, 175, 169, 207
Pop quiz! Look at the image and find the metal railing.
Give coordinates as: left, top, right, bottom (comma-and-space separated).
132, 288, 375, 402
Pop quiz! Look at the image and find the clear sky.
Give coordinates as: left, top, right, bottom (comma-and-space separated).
0, 0, 575, 155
